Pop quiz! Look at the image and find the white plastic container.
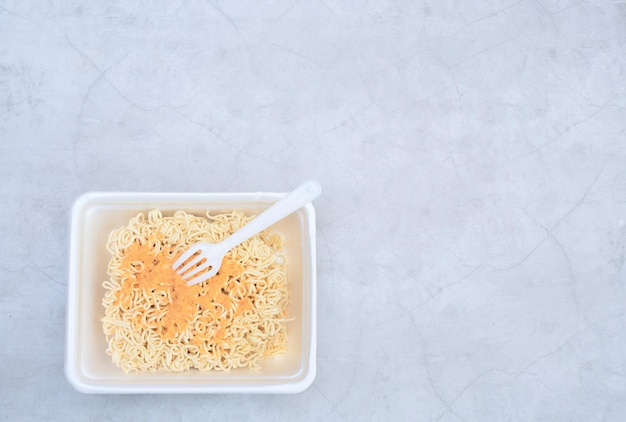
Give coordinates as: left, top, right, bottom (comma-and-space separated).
65, 192, 317, 394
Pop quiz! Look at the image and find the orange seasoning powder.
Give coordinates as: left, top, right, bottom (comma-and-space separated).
114, 238, 253, 349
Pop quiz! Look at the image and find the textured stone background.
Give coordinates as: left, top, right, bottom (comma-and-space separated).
1, 1, 625, 420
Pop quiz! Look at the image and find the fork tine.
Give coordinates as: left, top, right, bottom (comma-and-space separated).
181, 260, 213, 279
176, 255, 205, 275
172, 247, 200, 271
186, 266, 219, 286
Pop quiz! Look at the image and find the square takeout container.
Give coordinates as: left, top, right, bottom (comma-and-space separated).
66, 191, 317, 393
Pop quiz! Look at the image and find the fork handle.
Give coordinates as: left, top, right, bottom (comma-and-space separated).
219, 180, 321, 252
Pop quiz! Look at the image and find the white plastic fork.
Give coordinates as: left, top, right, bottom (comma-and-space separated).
172, 180, 322, 286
